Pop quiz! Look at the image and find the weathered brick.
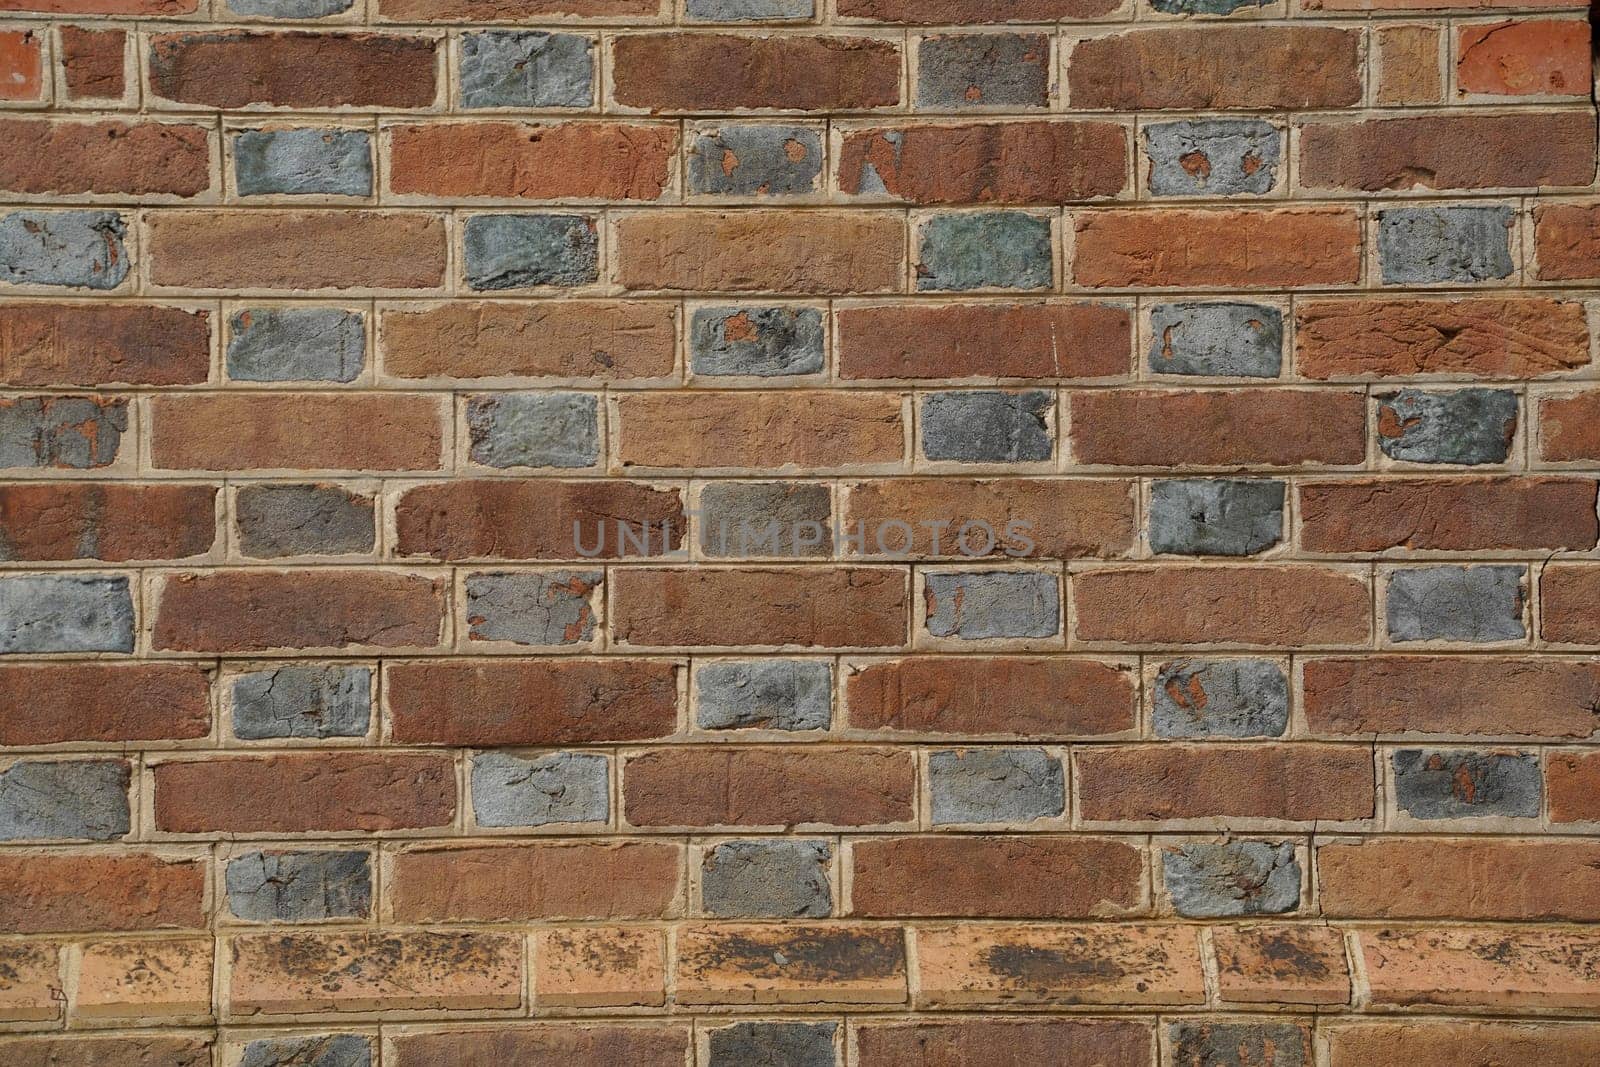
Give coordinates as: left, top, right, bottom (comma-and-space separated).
151, 394, 441, 472
0, 852, 205, 934
1534, 201, 1600, 281
0, 663, 209, 745
1360, 927, 1600, 1011
928, 748, 1063, 824
1457, 20, 1590, 97
676, 923, 906, 1004
1212, 924, 1350, 1006
238, 1035, 372, 1067
1300, 112, 1598, 191
227, 308, 364, 383
921, 390, 1051, 462
839, 0, 1116, 17
235, 484, 375, 558
376, 0, 655, 15
1538, 391, 1600, 461
1392, 747, 1540, 819
1143, 120, 1280, 198
0, 303, 209, 387
1549, 751, 1600, 823
923, 571, 1060, 640
689, 306, 824, 377
389, 121, 674, 201
148, 31, 438, 109
612, 34, 900, 112
1167, 1022, 1310, 1067
467, 392, 598, 468
623, 747, 914, 827
917, 34, 1047, 111
687, 126, 822, 197
59, 27, 126, 102
0, 574, 133, 653
1304, 478, 1599, 555
471, 750, 608, 827
460, 31, 591, 108
1148, 302, 1282, 379
696, 659, 831, 730
1375, 23, 1442, 105
0, 1037, 211, 1067
0, 942, 60, 1024
534, 927, 664, 1008
0, 119, 209, 198
1163, 841, 1299, 918
1541, 564, 1600, 645
0, 28, 41, 101
1376, 388, 1518, 464
464, 570, 600, 645
687, 0, 812, 19
615, 392, 904, 471
1152, 658, 1289, 738
74, 938, 211, 1022
837, 302, 1130, 380
852, 1020, 1153, 1067
387, 1026, 689, 1066
1385, 564, 1525, 643
234, 128, 372, 198
228, 0, 356, 14
0, 759, 129, 840
698, 481, 832, 558
226, 850, 371, 923
1326, 1022, 1600, 1067
1378, 204, 1516, 285
463, 213, 598, 290
0, 483, 217, 562
395, 480, 684, 561
231, 665, 371, 739
700, 839, 832, 917
1069, 389, 1365, 468
1147, 479, 1284, 557
0, 210, 128, 290
1319, 838, 1600, 920
154, 753, 454, 833
1072, 208, 1360, 288
1077, 744, 1374, 823
707, 1023, 834, 1067
0, 396, 126, 470
916, 212, 1051, 291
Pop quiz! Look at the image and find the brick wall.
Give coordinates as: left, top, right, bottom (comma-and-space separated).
0, 0, 1597, 1060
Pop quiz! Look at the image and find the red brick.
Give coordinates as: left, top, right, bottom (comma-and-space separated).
150, 394, 443, 472
836, 302, 1130, 380
0, 663, 209, 745
675, 923, 906, 1005
1069, 388, 1365, 467
391, 841, 682, 922
1296, 297, 1591, 379
1361, 926, 1600, 1010
149, 31, 438, 109
1308, 0, 1578, 9
1069, 27, 1361, 110
59, 26, 125, 101
0, 28, 41, 101
1548, 751, 1600, 823
615, 391, 904, 471
1072, 208, 1361, 288
838, 0, 1117, 19
1539, 392, 1600, 461
611, 567, 907, 648
153, 753, 454, 833
623, 747, 914, 827
0, 0, 194, 10
1539, 564, 1600, 645
0, 303, 210, 387
0, 483, 216, 562
0, 119, 209, 198
1076, 744, 1375, 823
1298, 478, 1598, 553
1304, 656, 1600, 739
1534, 202, 1600, 280
612, 34, 900, 112
0, 852, 205, 933
1212, 925, 1351, 1006
850, 836, 1145, 918
1457, 20, 1590, 97
844, 656, 1136, 737
388, 122, 675, 201
837, 122, 1126, 205
386, 660, 679, 746
1319, 838, 1600, 920
152, 570, 446, 653
1326, 1022, 1600, 1067
853, 1019, 1154, 1067
388, 1026, 690, 1067
1299, 112, 1597, 191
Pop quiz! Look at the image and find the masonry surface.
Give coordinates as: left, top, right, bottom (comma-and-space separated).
0, 0, 1598, 1063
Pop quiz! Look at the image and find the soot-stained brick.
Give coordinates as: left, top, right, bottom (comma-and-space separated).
706, 1021, 837, 1066
1148, 479, 1284, 556
1148, 302, 1283, 378
1393, 748, 1541, 819
700, 839, 833, 917
463, 214, 599, 291
0, 396, 127, 470
465, 570, 600, 645
928, 748, 1065, 824
226, 0, 357, 15
1167, 1021, 1310, 1067
467, 393, 599, 469
696, 660, 832, 731
1153, 659, 1289, 738
0, 210, 129, 290
1163, 841, 1300, 917
459, 31, 593, 109
1377, 204, 1515, 285
1144, 120, 1280, 197
698, 482, 832, 558
917, 34, 1050, 111
1376, 388, 1517, 465
1386, 565, 1526, 643
234, 128, 372, 197
226, 850, 372, 922
921, 390, 1052, 463
471, 750, 609, 827
0, 759, 129, 841
232, 665, 372, 739
0, 574, 133, 653
690, 306, 825, 377
238, 1034, 372, 1067
924, 571, 1060, 640
687, 127, 823, 196
916, 212, 1052, 291
236, 484, 375, 558
228, 307, 365, 383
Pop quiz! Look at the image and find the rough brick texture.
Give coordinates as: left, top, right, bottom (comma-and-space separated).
1, 0, 1595, 1053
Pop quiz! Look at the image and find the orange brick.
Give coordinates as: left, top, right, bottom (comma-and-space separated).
1212, 925, 1351, 1006
0, 942, 60, 1023
1361, 926, 1600, 1010
1548, 751, 1600, 823
623, 747, 914, 828
1326, 1021, 1600, 1065
675, 924, 906, 1005
1072, 208, 1361, 289
0, 28, 42, 101
1319, 838, 1600, 920
59, 25, 125, 101
835, 302, 1131, 381
150, 395, 443, 473
1457, 20, 1590, 97
0, 119, 209, 198
1538, 391, 1600, 462
73, 938, 211, 1022
614, 391, 905, 472
1375, 24, 1442, 105
534, 928, 664, 1008
0, 853, 205, 935
388, 122, 675, 201
1534, 202, 1600, 281
612, 34, 900, 112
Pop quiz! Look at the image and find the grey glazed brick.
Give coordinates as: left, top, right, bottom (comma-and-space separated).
1152, 659, 1289, 739
700, 839, 833, 917
228, 308, 365, 383
471, 751, 609, 828
236, 484, 375, 559
225, 850, 372, 922
1162, 841, 1300, 917
928, 748, 1065, 825
467, 393, 599, 469
1148, 479, 1285, 557
916, 212, 1052, 291
0, 575, 134, 653
231, 665, 372, 740
687, 128, 824, 197
465, 570, 600, 646
921, 390, 1052, 463
1375, 388, 1517, 465
924, 571, 1059, 640
916, 34, 1049, 110
1143, 120, 1281, 197
226, 0, 355, 15
0, 396, 127, 470
459, 31, 593, 109
698, 482, 832, 558
696, 660, 832, 731
1377, 204, 1515, 285
1148, 302, 1283, 378
1386, 565, 1525, 643
234, 129, 372, 197
1393, 749, 1541, 820
0, 210, 129, 290
1167, 1021, 1309, 1067
463, 214, 599, 291
0, 760, 129, 841
240, 1035, 372, 1067
686, 0, 813, 18
707, 1021, 837, 1067
690, 306, 825, 377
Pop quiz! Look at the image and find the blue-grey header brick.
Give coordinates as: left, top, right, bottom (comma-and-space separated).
1393, 749, 1541, 820
0, 760, 129, 841
0, 575, 134, 654
226, 0, 356, 16
686, 0, 813, 19
465, 570, 599, 646
1153, 659, 1289, 738
917, 212, 1052, 291
226, 850, 372, 922
463, 214, 598, 291
228, 308, 365, 383
0, 396, 127, 470
917, 33, 1049, 110
1386, 565, 1525, 643
467, 393, 599, 469
239, 1034, 372, 1067
1377, 205, 1515, 285
1168, 1022, 1308, 1067
1148, 302, 1283, 378
700, 839, 832, 917
688, 128, 823, 197
234, 129, 372, 197
1148, 479, 1284, 556
699, 482, 832, 558
690, 306, 825, 377
0, 211, 129, 290
232, 665, 372, 740
921, 390, 1052, 463
1144, 119, 1280, 197
929, 748, 1064, 825
471, 751, 609, 827
1376, 388, 1517, 466
460, 32, 593, 109
925, 571, 1059, 640
696, 660, 832, 731
236, 484, 375, 559
1162, 841, 1300, 917
708, 1022, 837, 1067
